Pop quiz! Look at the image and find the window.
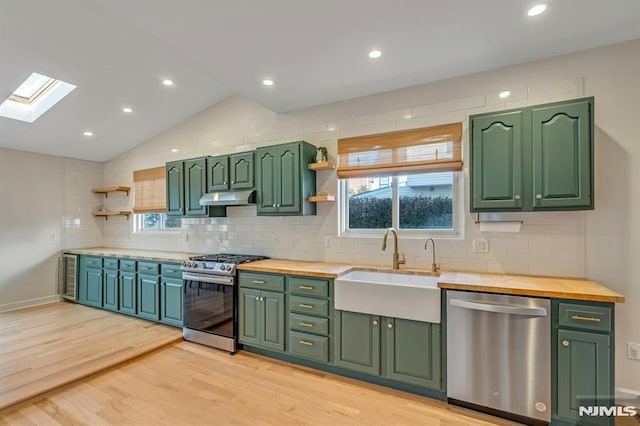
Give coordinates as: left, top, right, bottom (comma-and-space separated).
337, 123, 463, 237
132, 166, 181, 232
134, 213, 181, 231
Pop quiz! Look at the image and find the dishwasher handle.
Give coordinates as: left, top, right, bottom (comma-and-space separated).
450, 298, 548, 317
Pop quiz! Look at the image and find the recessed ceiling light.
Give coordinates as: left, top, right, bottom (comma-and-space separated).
499, 91, 511, 98
262, 79, 274, 86
368, 50, 382, 59
162, 79, 174, 86
171, 148, 179, 153
527, 4, 547, 16
122, 107, 133, 113
83, 131, 93, 137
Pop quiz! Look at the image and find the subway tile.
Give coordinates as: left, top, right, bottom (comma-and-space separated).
381, 108, 414, 121
528, 77, 581, 99
429, 111, 466, 126
353, 113, 383, 127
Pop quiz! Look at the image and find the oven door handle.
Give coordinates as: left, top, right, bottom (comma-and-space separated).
182, 273, 234, 286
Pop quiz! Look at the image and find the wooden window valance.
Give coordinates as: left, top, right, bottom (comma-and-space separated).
132, 166, 166, 213
337, 122, 462, 178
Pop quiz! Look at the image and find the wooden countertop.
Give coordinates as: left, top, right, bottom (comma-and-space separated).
64, 248, 200, 263
236, 259, 352, 278
438, 271, 625, 303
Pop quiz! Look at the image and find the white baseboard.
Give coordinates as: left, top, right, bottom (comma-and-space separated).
0, 295, 61, 313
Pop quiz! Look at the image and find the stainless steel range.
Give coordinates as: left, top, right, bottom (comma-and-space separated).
181, 253, 268, 353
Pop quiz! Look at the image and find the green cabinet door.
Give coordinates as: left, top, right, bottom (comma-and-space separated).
531, 100, 592, 209
335, 311, 381, 375
230, 152, 255, 190
184, 158, 207, 216
557, 329, 612, 425
160, 278, 183, 327
239, 288, 262, 346
103, 269, 119, 312
166, 161, 184, 216
119, 271, 137, 315
386, 318, 441, 389
84, 268, 103, 308
470, 111, 523, 211
277, 143, 301, 214
207, 155, 229, 192
256, 149, 279, 214
137, 275, 160, 321
261, 290, 285, 352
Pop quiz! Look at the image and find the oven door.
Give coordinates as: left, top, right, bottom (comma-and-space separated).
182, 272, 236, 339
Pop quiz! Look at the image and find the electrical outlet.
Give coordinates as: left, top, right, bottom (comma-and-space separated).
473, 239, 489, 253
628, 342, 640, 360
324, 236, 332, 247
272, 235, 279, 247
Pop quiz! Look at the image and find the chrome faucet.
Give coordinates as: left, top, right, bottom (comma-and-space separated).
382, 227, 405, 269
424, 238, 439, 273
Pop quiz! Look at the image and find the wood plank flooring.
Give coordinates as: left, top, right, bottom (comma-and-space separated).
0, 302, 182, 410
1, 340, 518, 425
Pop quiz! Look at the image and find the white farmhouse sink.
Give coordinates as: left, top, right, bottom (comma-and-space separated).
334, 270, 441, 323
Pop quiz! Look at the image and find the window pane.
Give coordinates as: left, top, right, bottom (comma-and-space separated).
347, 177, 392, 229
164, 215, 181, 229
399, 172, 453, 230
142, 213, 160, 230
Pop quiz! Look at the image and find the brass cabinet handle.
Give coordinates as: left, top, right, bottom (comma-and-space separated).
299, 304, 313, 309
231, 180, 234, 184
298, 322, 313, 328
276, 204, 280, 207
372, 320, 379, 326
536, 193, 543, 200
571, 315, 601, 323
272, 204, 276, 208
299, 340, 313, 346
259, 297, 264, 301
388, 323, 393, 329
252, 280, 265, 284
562, 340, 570, 347
299, 285, 314, 290
255, 296, 259, 301
514, 194, 521, 200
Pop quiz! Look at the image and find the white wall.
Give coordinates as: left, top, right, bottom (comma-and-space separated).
0, 148, 103, 311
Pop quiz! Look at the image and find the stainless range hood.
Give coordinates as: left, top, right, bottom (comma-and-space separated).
199, 190, 256, 206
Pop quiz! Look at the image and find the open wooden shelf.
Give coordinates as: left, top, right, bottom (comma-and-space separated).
92, 186, 131, 197
308, 195, 336, 202
93, 210, 131, 220
308, 162, 335, 171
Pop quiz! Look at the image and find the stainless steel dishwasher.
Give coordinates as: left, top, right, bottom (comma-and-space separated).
446, 290, 551, 424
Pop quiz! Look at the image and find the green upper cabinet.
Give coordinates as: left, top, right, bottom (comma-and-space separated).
256, 141, 316, 216
471, 111, 523, 210
166, 157, 226, 218
184, 158, 207, 216
207, 151, 255, 191
166, 161, 184, 216
470, 97, 594, 212
206, 155, 229, 192
531, 100, 592, 209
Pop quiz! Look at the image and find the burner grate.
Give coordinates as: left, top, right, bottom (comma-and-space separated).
189, 254, 269, 264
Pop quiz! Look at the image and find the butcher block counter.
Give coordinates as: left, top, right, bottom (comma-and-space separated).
438, 271, 625, 303
236, 259, 352, 279
64, 247, 200, 263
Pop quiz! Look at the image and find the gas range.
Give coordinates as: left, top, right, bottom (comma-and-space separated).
181, 253, 269, 276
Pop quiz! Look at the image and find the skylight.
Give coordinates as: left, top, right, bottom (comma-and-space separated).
0, 72, 76, 123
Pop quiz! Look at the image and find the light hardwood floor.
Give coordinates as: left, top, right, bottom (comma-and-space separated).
0, 302, 182, 410
1, 339, 519, 425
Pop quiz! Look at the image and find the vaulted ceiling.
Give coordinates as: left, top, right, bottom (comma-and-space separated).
1, 0, 639, 162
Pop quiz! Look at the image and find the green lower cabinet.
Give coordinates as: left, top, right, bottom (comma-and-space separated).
238, 287, 285, 352
119, 272, 137, 315
84, 268, 103, 308
137, 275, 160, 321
335, 311, 381, 376
556, 329, 612, 425
160, 278, 183, 327
386, 318, 441, 389
335, 310, 442, 390
103, 269, 119, 312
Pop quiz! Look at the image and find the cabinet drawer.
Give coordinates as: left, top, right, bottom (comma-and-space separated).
161, 263, 182, 279
138, 261, 160, 275
290, 313, 329, 336
103, 258, 119, 270
119, 259, 137, 272
84, 256, 103, 269
238, 272, 284, 292
289, 331, 329, 363
289, 277, 329, 298
290, 295, 329, 317
558, 302, 611, 332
